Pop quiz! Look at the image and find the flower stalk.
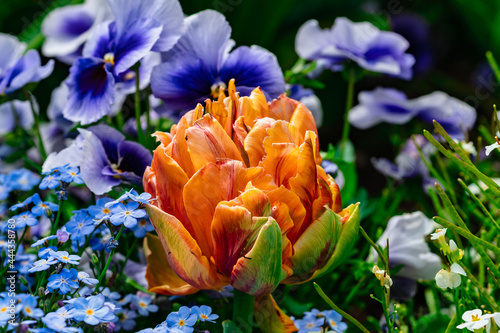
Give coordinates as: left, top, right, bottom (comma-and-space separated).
232, 289, 255, 333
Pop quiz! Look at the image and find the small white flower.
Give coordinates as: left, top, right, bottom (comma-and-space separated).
372, 265, 393, 289
458, 141, 477, 155
486, 142, 500, 156
435, 263, 466, 289
430, 228, 447, 240
456, 309, 493, 332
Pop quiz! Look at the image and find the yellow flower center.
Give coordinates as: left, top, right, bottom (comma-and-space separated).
104, 53, 115, 65
210, 82, 227, 99
0, 307, 6, 312
40, 204, 47, 208
139, 301, 146, 308
139, 219, 147, 226
62, 256, 69, 260
330, 320, 337, 327
471, 314, 480, 322
86, 309, 94, 315
103, 208, 110, 214
26, 308, 32, 314
125, 211, 131, 215
201, 315, 208, 319
178, 320, 185, 326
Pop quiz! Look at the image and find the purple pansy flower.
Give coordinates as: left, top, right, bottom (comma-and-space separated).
62, 0, 183, 124
151, 10, 286, 115
372, 135, 437, 188
348, 87, 476, 139
42, 124, 152, 195
41, 0, 112, 64
0, 33, 54, 95
295, 17, 415, 79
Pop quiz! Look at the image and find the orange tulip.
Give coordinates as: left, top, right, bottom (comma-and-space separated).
143, 79, 359, 300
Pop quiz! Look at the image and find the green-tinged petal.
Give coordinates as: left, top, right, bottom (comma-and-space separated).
310, 203, 360, 280
254, 294, 298, 333
231, 217, 284, 296
144, 234, 199, 295
283, 206, 341, 284
146, 204, 227, 290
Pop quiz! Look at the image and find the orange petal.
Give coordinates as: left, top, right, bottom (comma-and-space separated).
211, 203, 266, 276
152, 131, 172, 146
146, 204, 226, 290
254, 294, 298, 333
144, 233, 199, 295
149, 145, 194, 235
262, 120, 303, 153
226, 186, 271, 217
260, 143, 299, 188
186, 113, 243, 171
233, 116, 251, 167
170, 114, 196, 177
183, 160, 263, 256
289, 131, 319, 236
244, 117, 275, 167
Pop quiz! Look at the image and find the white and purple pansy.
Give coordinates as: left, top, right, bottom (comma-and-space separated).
151, 9, 286, 115
63, 0, 184, 125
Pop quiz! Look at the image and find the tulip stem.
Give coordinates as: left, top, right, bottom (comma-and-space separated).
232, 289, 255, 333
340, 67, 356, 154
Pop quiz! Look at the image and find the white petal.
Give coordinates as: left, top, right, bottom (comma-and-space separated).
435, 270, 449, 289
450, 263, 467, 276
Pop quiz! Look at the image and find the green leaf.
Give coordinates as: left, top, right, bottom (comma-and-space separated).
222, 320, 244, 333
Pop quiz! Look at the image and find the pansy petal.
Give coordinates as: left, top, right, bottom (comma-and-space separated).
166, 10, 231, 73
63, 57, 115, 125
220, 45, 286, 100
151, 52, 216, 111
231, 217, 284, 296
108, 0, 183, 52
144, 233, 199, 295
113, 18, 163, 74
78, 129, 119, 195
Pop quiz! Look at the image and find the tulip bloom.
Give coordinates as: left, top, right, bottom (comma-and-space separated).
143, 81, 359, 300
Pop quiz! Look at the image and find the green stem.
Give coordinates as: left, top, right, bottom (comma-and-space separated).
444, 312, 457, 333
134, 68, 144, 145
95, 226, 124, 291
232, 289, 255, 333
314, 283, 370, 333
359, 227, 389, 271
486, 51, 500, 84
460, 263, 500, 311
24, 90, 47, 160
340, 68, 356, 153
51, 199, 63, 235
119, 237, 138, 276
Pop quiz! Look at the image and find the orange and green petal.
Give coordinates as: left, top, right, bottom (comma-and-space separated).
254, 294, 298, 333
284, 206, 341, 284
231, 217, 285, 296
146, 204, 226, 290
144, 233, 199, 295
309, 203, 361, 280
